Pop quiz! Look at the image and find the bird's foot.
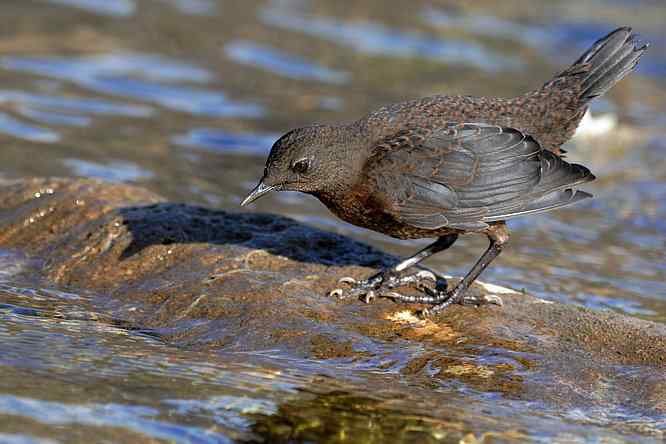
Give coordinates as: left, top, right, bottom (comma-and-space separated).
328, 269, 438, 304
406, 286, 503, 319
382, 285, 502, 318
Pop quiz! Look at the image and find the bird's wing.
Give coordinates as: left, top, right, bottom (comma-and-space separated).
366, 123, 594, 231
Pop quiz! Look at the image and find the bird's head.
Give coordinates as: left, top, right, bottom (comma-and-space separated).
241, 125, 359, 206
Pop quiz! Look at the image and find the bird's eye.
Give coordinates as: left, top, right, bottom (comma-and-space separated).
291, 158, 310, 174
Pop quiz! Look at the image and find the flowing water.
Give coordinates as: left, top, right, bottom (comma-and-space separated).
0, 0, 665, 442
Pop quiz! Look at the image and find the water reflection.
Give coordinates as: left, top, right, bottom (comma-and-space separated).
63, 159, 153, 182
0, 433, 59, 444
423, 7, 554, 47
43, 0, 216, 17
16, 107, 91, 128
225, 40, 350, 84
44, 0, 135, 17
0, 395, 234, 443
0, 90, 153, 117
261, 5, 522, 72
0, 53, 263, 119
159, 0, 216, 15
173, 128, 278, 155
0, 113, 59, 143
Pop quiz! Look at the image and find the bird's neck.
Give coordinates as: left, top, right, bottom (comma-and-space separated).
311, 123, 372, 201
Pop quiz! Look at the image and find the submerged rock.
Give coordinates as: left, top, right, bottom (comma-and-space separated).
0, 177, 664, 440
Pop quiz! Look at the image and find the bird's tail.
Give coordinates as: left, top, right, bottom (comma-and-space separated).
549, 27, 648, 104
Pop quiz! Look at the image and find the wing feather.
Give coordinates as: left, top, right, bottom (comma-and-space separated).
366, 123, 594, 230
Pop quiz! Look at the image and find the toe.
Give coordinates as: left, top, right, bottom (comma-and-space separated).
338, 277, 357, 285
417, 308, 431, 319
461, 293, 504, 307
416, 270, 437, 281
328, 288, 345, 299
484, 294, 504, 306
385, 291, 405, 300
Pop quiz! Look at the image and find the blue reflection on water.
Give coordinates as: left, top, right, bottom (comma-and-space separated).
0, 89, 153, 142
46, 0, 217, 16
422, 8, 554, 47
163, 0, 216, 15
0, 113, 59, 143
45, 0, 135, 16
63, 159, 154, 182
173, 128, 278, 155
226, 40, 350, 84
164, 396, 277, 430
425, 11, 663, 78
0, 54, 264, 118
260, 7, 522, 72
16, 107, 91, 127
0, 90, 153, 117
91, 77, 264, 117
0, 395, 233, 444
0, 433, 59, 444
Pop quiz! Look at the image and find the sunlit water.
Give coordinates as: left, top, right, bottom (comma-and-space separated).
0, 0, 665, 442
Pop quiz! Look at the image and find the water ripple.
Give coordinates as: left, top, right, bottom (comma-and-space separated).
16, 107, 91, 127
0, 112, 59, 143
225, 40, 350, 84
160, 0, 216, 15
173, 128, 278, 155
165, 396, 277, 430
0, 250, 33, 281
422, 7, 554, 47
0, 90, 153, 117
63, 159, 154, 182
44, 0, 135, 17
260, 7, 522, 72
0, 395, 232, 444
0, 54, 263, 118
0, 433, 59, 444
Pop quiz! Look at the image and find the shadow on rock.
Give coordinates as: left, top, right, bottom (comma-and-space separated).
118, 203, 394, 268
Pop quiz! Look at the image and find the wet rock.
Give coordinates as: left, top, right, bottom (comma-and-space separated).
1, 177, 665, 439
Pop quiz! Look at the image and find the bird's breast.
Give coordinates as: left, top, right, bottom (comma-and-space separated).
313, 184, 455, 240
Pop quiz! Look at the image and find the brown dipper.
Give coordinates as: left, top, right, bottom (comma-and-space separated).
241, 27, 648, 316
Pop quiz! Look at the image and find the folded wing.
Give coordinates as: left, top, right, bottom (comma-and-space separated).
367, 123, 595, 231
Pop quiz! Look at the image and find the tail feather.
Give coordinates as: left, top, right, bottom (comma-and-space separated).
535, 150, 595, 192
527, 27, 648, 151
482, 151, 595, 222
566, 27, 648, 103
484, 189, 592, 221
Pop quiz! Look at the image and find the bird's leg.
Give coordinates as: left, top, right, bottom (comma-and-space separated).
389, 223, 509, 316
329, 234, 458, 303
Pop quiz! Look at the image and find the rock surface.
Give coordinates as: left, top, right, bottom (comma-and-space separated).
1, 177, 665, 440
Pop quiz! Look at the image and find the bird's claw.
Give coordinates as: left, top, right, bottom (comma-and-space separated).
462, 293, 504, 307
328, 288, 345, 299
329, 270, 443, 305
332, 275, 379, 302
417, 308, 431, 319
415, 270, 437, 281
361, 291, 376, 304
412, 270, 437, 290
488, 295, 504, 306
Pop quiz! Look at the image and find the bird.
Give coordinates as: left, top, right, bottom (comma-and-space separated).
241, 27, 648, 316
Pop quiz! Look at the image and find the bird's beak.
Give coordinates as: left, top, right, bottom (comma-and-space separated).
240, 181, 276, 206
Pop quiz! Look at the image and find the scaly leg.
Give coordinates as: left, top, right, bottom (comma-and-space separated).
387, 223, 509, 316
329, 234, 458, 303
